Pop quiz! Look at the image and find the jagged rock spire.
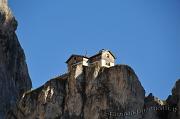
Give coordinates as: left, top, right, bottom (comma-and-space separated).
0, 0, 32, 118
0, 0, 10, 15
0, 0, 8, 7
0, 0, 17, 32
0, 0, 10, 19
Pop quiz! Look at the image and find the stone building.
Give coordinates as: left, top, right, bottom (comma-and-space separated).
66, 49, 116, 72
65, 55, 89, 72
89, 49, 116, 67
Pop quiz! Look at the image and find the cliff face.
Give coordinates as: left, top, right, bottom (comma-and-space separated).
7, 65, 146, 119
0, 2, 32, 118
1, 1, 179, 119
166, 79, 180, 119
6, 64, 179, 119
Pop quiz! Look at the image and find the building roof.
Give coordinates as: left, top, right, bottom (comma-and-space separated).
89, 49, 116, 59
65, 54, 89, 63
66, 49, 116, 64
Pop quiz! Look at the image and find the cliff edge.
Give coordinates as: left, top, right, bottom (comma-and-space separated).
0, 1, 32, 118
6, 65, 180, 119
1, 1, 179, 119
7, 65, 145, 119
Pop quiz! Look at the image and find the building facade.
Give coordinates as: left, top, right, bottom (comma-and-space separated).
66, 49, 116, 72
89, 49, 115, 67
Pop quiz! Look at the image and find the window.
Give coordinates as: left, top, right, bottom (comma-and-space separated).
73, 57, 77, 63
106, 54, 109, 58
106, 62, 110, 66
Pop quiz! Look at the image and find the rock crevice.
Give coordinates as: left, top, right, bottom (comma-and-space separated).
1, 1, 179, 119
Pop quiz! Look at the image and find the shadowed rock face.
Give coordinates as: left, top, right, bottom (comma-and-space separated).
0, 2, 32, 118
166, 79, 180, 119
5, 63, 179, 119
143, 93, 166, 119
7, 65, 145, 119
5, 59, 179, 119
1, 1, 179, 119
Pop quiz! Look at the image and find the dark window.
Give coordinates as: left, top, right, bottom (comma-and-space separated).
106, 54, 110, 58
73, 57, 77, 63
106, 62, 110, 66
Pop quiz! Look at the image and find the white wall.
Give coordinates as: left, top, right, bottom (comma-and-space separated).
82, 58, 89, 66
70, 56, 115, 68
101, 59, 114, 68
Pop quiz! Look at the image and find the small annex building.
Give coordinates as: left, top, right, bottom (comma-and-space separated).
65, 55, 89, 71
66, 49, 116, 72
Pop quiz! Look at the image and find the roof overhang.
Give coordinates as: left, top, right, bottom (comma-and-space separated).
65, 54, 89, 63
89, 50, 116, 59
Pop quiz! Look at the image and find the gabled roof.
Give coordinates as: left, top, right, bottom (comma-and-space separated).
65, 54, 89, 63
89, 49, 116, 59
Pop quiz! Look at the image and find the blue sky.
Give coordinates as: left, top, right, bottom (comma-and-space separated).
9, 0, 180, 99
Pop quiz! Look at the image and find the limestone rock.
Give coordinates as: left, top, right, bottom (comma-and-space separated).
166, 79, 180, 119
2, 1, 179, 119
6, 78, 66, 119
143, 93, 165, 119
7, 65, 145, 119
0, 1, 32, 118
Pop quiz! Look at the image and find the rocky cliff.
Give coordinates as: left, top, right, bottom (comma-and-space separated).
6, 64, 179, 119
7, 65, 145, 119
0, 1, 32, 118
1, 1, 179, 119
166, 79, 180, 119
